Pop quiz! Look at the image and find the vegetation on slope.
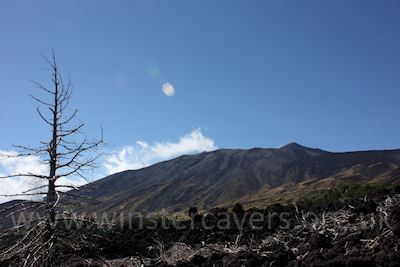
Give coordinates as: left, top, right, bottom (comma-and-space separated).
296, 182, 399, 209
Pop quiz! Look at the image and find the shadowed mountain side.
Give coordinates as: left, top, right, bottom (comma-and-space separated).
61, 143, 400, 214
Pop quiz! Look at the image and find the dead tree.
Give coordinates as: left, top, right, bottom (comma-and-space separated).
0, 50, 103, 265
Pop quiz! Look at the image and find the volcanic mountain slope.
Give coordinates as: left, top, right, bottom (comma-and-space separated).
65, 143, 400, 214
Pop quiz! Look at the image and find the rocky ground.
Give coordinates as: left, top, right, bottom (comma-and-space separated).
49, 192, 400, 266
1, 190, 400, 266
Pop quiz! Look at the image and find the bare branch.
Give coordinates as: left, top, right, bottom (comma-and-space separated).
0, 173, 49, 179
55, 184, 80, 190
22, 185, 49, 194
36, 107, 53, 126
2, 222, 46, 255
0, 192, 47, 197
58, 109, 77, 125
29, 79, 55, 95
0, 202, 44, 222
0, 150, 45, 159
57, 123, 85, 137
55, 154, 99, 178
57, 138, 101, 169
12, 144, 48, 153
29, 94, 53, 107
39, 51, 55, 69
57, 191, 96, 201
0, 200, 44, 214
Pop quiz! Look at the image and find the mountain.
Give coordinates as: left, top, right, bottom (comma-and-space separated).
64, 143, 400, 215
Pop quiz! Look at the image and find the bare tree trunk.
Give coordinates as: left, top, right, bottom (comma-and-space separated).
45, 57, 59, 242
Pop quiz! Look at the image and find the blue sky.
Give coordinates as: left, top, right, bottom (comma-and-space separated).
1, 0, 400, 191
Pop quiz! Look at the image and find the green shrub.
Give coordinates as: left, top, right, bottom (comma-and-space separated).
296, 182, 396, 209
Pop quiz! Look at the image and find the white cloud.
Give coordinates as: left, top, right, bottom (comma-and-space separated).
162, 82, 175, 96
104, 128, 217, 174
0, 150, 87, 203
147, 129, 216, 158
0, 174, 45, 204
103, 146, 146, 174
0, 151, 46, 175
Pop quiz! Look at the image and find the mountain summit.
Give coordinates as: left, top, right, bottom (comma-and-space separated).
281, 142, 311, 150
280, 142, 326, 154
65, 145, 400, 214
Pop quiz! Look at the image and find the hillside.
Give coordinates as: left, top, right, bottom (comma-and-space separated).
64, 143, 400, 214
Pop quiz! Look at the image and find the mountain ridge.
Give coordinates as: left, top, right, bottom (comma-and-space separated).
59, 143, 400, 215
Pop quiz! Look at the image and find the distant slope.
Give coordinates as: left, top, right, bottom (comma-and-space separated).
64, 143, 400, 214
